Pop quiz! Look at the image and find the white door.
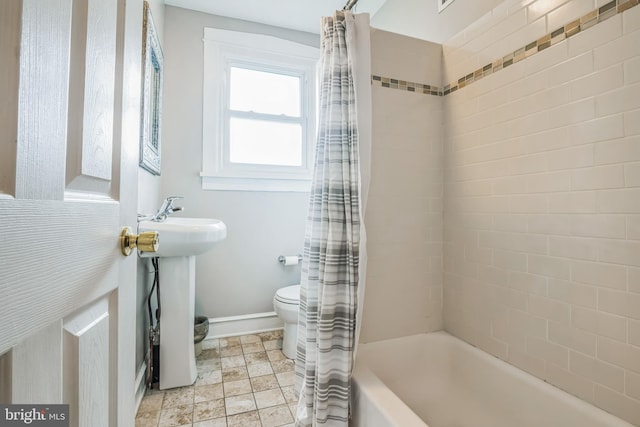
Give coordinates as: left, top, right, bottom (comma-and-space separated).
0, 0, 143, 426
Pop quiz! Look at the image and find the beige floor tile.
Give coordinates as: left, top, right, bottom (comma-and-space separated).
240, 334, 262, 344
254, 388, 286, 409
244, 351, 269, 365
241, 342, 265, 354
197, 358, 221, 372
139, 392, 164, 413
193, 417, 227, 427
263, 339, 283, 351
280, 385, 297, 403
193, 399, 225, 422
266, 349, 286, 362
222, 366, 249, 382
135, 409, 160, 427
162, 387, 195, 408
258, 330, 283, 341
226, 410, 261, 427
197, 370, 222, 386
223, 379, 252, 397
250, 374, 280, 392
247, 362, 274, 378
195, 383, 224, 403
158, 405, 193, 427
221, 355, 246, 369
270, 359, 294, 374
220, 346, 243, 357
197, 348, 221, 360
136, 331, 302, 425
259, 405, 294, 427
224, 393, 257, 416
201, 339, 219, 350
276, 371, 295, 387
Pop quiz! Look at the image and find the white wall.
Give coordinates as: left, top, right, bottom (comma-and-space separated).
372, 0, 505, 43
442, 0, 640, 423
360, 30, 444, 343
161, 6, 319, 320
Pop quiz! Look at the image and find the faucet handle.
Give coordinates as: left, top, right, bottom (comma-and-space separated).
163, 196, 184, 209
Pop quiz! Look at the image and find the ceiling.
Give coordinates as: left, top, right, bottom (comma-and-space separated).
163, 0, 505, 44
164, 0, 388, 35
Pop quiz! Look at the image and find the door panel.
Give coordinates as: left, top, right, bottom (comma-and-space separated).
63, 297, 110, 427
0, 201, 119, 351
10, 321, 63, 404
0, 0, 142, 425
15, 0, 72, 201
67, 0, 118, 194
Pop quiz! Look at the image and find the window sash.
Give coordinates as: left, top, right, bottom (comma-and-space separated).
201, 28, 319, 192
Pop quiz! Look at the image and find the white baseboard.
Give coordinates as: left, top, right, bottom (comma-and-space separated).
206, 311, 283, 339
134, 361, 147, 415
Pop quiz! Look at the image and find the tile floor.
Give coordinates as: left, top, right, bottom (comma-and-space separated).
135, 330, 297, 427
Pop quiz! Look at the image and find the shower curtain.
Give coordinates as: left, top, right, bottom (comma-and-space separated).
294, 10, 371, 427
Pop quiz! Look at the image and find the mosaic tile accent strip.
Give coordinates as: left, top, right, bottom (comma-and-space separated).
371, 75, 443, 97
443, 0, 639, 96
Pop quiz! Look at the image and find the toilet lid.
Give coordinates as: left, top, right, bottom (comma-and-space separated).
275, 284, 300, 304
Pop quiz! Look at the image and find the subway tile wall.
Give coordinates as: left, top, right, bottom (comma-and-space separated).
360, 30, 444, 343
443, 0, 640, 424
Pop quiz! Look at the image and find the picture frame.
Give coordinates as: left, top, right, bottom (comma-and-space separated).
140, 1, 163, 175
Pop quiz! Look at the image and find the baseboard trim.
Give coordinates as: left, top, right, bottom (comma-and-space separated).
206, 311, 283, 339
134, 361, 147, 415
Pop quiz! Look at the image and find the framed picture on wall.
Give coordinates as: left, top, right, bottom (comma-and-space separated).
140, 1, 163, 175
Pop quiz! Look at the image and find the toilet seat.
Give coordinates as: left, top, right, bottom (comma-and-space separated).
275, 284, 300, 305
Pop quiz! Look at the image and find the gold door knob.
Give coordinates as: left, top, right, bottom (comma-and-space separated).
120, 227, 159, 256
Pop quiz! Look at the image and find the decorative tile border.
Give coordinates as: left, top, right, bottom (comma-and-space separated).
371, 75, 443, 97
371, 0, 638, 98
443, 0, 639, 95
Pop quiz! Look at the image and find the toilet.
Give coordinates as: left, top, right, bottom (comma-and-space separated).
273, 284, 301, 359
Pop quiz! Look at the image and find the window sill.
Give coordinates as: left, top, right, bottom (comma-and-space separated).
200, 174, 311, 192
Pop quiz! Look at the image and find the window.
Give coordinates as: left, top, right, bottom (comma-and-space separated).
202, 28, 319, 192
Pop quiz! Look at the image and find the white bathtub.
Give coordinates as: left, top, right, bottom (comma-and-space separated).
352, 331, 633, 427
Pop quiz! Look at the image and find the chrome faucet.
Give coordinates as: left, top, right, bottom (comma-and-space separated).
138, 196, 184, 222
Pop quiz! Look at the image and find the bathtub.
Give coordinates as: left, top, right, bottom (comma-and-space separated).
352, 331, 633, 427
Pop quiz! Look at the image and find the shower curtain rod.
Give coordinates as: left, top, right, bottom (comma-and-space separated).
343, 0, 359, 10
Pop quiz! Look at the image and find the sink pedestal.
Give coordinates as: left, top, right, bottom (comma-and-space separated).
137, 217, 226, 390
158, 256, 197, 390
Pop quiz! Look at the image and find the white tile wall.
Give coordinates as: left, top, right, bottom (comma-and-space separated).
360, 30, 443, 343
442, 0, 640, 424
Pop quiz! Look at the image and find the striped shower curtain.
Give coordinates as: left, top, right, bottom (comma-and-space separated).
294, 10, 371, 427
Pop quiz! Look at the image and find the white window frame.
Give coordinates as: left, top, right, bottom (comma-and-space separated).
201, 28, 319, 192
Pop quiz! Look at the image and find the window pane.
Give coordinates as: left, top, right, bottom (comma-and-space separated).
229, 118, 302, 166
230, 67, 301, 117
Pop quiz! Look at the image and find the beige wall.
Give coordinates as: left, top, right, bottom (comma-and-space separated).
442, 0, 640, 423
360, 30, 444, 343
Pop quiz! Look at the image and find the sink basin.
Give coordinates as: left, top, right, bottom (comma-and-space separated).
138, 217, 227, 257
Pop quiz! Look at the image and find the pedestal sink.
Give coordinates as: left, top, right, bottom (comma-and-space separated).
138, 217, 226, 390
